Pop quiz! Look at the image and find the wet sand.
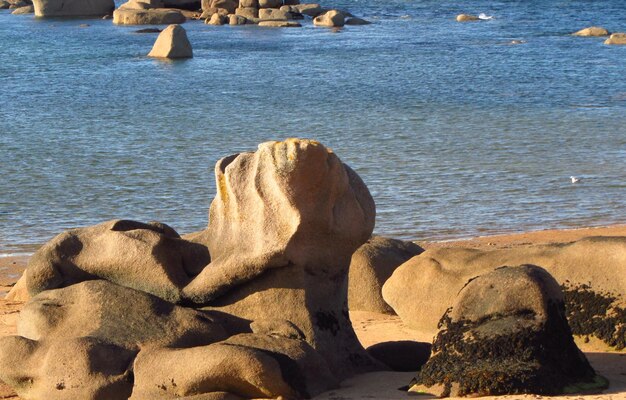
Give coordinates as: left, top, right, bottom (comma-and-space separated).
0, 225, 624, 400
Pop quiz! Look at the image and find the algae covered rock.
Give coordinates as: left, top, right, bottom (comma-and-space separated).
382, 236, 626, 349
410, 265, 605, 397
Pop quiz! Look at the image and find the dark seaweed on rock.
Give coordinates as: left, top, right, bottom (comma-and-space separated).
563, 284, 626, 350
414, 302, 598, 396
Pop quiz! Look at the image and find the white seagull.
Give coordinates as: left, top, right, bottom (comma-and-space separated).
570, 176, 581, 184
478, 13, 493, 20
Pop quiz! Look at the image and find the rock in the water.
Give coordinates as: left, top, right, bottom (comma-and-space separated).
131, 333, 339, 399
383, 236, 626, 349
113, 7, 186, 24
348, 236, 423, 314
17, 280, 229, 350
292, 2, 321, 17
605, 32, 626, 45
258, 7, 293, 20
134, 27, 162, 33
228, 13, 246, 24
32, 0, 112, 16
257, 0, 279, 8
313, 9, 344, 27
409, 265, 604, 397
572, 26, 610, 37
456, 13, 479, 22
345, 17, 370, 25
10, 4, 33, 13
0, 336, 135, 400
367, 341, 431, 372
258, 20, 300, 27
234, 6, 257, 18
206, 12, 225, 24
149, 25, 192, 62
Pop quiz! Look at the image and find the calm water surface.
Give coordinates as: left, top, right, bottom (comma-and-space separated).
1, 0, 625, 253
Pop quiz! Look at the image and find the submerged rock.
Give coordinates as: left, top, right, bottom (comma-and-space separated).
456, 13, 479, 22
258, 20, 300, 27
345, 17, 370, 25
573, 26, 610, 37
382, 237, 626, 349
410, 265, 604, 397
348, 236, 423, 314
148, 24, 193, 59
605, 32, 626, 45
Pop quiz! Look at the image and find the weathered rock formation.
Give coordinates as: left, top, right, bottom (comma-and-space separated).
382, 237, 626, 349
258, 20, 300, 27
148, 23, 193, 58
605, 32, 626, 45
313, 9, 344, 27
409, 265, 604, 397
1, 138, 381, 399
348, 236, 423, 314
573, 26, 610, 37
31, 0, 113, 17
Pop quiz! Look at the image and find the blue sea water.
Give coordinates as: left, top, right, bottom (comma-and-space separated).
1, 1, 625, 253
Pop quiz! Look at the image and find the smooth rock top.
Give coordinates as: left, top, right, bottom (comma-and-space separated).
605, 32, 626, 45
410, 265, 602, 397
148, 24, 193, 59
113, 7, 186, 25
32, 0, 113, 16
572, 26, 610, 37
456, 13, 479, 22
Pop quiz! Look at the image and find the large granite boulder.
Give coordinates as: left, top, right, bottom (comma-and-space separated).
0, 336, 135, 400
348, 236, 423, 314
17, 280, 229, 349
131, 333, 338, 399
22, 220, 206, 303
410, 265, 604, 397
32, 0, 112, 16
2, 139, 381, 399
113, 7, 186, 24
605, 33, 626, 45
382, 237, 626, 349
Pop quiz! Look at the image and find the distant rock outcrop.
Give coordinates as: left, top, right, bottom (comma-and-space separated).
10, 4, 32, 12
0, 139, 382, 400
572, 26, 610, 37
313, 9, 344, 27
605, 32, 626, 45
410, 265, 604, 397
32, 0, 113, 16
148, 24, 193, 58
113, 6, 186, 24
382, 237, 626, 349
348, 236, 423, 314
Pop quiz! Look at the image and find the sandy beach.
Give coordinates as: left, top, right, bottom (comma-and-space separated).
1, 225, 624, 400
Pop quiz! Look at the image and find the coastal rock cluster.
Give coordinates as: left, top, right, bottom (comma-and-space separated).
0, 139, 381, 399
0, 138, 622, 399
